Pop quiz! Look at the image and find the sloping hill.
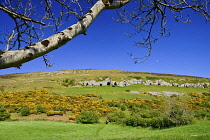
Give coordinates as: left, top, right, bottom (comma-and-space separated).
0, 69, 210, 139
0, 69, 209, 95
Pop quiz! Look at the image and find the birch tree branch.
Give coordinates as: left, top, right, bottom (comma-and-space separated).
0, 0, 131, 69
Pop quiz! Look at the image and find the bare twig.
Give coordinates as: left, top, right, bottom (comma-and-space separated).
117, 0, 210, 63
0, 4, 45, 25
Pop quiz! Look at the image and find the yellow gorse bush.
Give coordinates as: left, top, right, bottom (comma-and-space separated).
184, 96, 210, 111
0, 90, 117, 119
0, 90, 209, 120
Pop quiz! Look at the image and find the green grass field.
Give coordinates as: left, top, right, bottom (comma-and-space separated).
0, 120, 209, 140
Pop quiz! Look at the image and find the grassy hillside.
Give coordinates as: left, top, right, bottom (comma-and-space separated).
0, 120, 209, 140
0, 69, 210, 140
0, 69, 210, 97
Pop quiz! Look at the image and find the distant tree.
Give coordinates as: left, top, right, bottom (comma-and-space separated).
0, 0, 209, 69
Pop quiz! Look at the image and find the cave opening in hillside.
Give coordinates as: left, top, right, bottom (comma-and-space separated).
114, 82, 117, 86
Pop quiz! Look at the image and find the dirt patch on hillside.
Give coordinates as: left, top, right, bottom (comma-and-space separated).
11, 113, 70, 122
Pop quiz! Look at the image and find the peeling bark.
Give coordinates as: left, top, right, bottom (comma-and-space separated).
0, 0, 131, 69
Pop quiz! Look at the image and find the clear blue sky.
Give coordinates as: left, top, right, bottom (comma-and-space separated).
0, 2, 210, 78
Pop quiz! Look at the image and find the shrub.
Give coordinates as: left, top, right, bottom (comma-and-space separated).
138, 110, 162, 118
194, 110, 209, 119
76, 111, 99, 124
36, 105, 46, 113
126, 99, 195, 129
107, 111, 127, 125
137, 117, 152, 127
131, 106, 140, 113
139, 103, 150, 109
62, 79, 76, 87
107, 101, 118, 107
24, 94, 29, 98
9, 106, 19, 113
20, 106, 30, 116
0, 103, 11, 121
150, 117, 165, 128
54, 106, 64, 111
120, 104, 126, 111
125, 116, 152, 127
161, 99, 194, 128
202, 92, 210, 96
125, 116, 139, 127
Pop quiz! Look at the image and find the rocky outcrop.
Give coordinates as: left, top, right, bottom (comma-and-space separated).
79, 78, 128, 87
180, 83, 210, 88
148, 91, 185, 96
79, 78, 209, 88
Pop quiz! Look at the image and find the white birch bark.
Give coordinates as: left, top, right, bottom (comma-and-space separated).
0, 0, 130, 69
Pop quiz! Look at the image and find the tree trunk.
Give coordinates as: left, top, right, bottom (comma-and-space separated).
0, 0, 130, 69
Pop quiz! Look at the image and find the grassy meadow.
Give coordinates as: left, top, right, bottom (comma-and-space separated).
0, 120, 210, 140
0, 69, 210, 139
